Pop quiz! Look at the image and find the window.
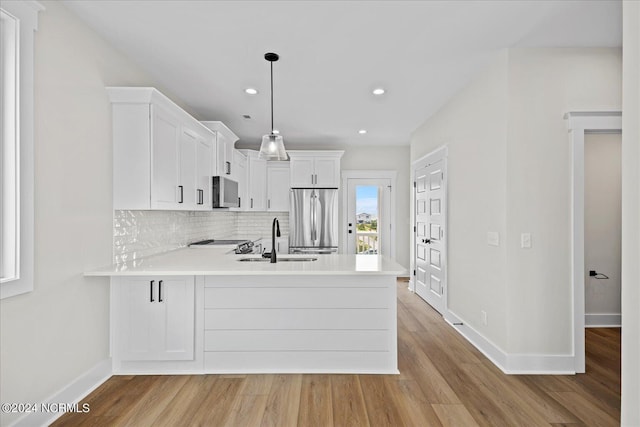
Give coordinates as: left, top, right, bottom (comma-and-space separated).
1, 8, 20, 284
0, 1, 42, 299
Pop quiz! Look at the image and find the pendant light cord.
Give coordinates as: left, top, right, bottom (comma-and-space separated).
270, 61, 274, 134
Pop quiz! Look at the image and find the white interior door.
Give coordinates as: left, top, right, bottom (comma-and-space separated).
414, 160, 446, 314
345, 178, 391, 256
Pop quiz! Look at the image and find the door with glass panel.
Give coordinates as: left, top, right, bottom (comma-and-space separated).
346, 179, 391, 256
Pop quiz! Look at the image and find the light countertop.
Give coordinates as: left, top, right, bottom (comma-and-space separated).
85, 247, 406, 277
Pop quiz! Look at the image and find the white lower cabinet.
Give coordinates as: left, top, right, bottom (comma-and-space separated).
113, 276, 195, 362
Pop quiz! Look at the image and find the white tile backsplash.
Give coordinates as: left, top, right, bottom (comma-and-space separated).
113, 210, 289, 263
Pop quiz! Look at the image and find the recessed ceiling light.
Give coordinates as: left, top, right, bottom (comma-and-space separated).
245, 88, 258, 95
372, 88, 385, 95
358, 129, 367, 134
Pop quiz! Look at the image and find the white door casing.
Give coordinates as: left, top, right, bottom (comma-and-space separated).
565, 111, 622, 374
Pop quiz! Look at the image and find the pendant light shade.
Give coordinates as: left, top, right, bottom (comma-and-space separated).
258, 52, 288, 160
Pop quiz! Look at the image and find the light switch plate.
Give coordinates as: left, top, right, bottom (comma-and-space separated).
487, 232, 499, 247
521, 233, 532, 248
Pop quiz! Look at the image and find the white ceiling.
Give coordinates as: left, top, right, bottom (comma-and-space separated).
62, 0, 621, 148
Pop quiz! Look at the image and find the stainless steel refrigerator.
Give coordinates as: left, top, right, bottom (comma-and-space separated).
289, 189, 338, 254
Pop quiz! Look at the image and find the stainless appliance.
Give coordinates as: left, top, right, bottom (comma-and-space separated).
289, 189, 338, 254
189, 239, 257, 254
212, 176, 239, 208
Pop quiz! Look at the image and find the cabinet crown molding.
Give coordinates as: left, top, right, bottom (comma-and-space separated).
286, 150, 344, 159
106, 87, 216, 137
200, 121, 239, 144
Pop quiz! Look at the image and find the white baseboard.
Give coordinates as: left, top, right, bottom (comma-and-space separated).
444, 310, 575, 375
585, 313, 622, 328
11, 359, 112, 427
444, 310, 508, 369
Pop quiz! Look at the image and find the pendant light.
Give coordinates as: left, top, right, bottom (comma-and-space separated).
258, 52, 288, 160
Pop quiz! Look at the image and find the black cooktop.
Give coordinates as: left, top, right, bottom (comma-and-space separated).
190, 239, 249, 246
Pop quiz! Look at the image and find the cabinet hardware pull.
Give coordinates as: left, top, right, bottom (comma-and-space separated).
268, 199, 271, 209
251, 198, 253, 208
238, 197, 241, 208
178, 186, 184, 203
315, 174, 318, 184
150, 280, 155, 302
158, 280, 163, 302
225, 161, 231, 175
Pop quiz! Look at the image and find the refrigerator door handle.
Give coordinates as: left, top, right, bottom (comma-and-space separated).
310, 192, 316, 242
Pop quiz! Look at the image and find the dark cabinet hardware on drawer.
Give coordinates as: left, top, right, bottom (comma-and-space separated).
225, 161, 231, 175
150, 280, 155, 302
178, 186, 184, 203
158, 280, 163, 302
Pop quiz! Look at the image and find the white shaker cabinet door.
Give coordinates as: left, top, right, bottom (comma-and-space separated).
247, 153, 267, 211
195, 134, 214, 210
267, 163, 290, 211
114, 276, 195, 362
180, 128, 198, 209
151, 105, 181, 209
289, 157, 315, 188
313, 157, 340, 188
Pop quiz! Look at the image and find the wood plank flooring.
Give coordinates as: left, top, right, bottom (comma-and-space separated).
53, 280, 621, 426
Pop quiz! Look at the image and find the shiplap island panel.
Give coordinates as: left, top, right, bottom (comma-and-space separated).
87, 248, 404, 375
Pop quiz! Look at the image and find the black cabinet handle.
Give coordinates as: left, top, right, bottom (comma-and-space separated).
178, 186, 184, 203
348, 230, 352, 234
225, 161, 231, 175
197, 189, 203, 205
158, 280, 163, 302
149, 280, 155, 302
238, 197, 241, 208
250, 198, 253, 209
268, 199, 271, 209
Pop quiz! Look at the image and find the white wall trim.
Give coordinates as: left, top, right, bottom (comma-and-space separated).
585, 313, 622, 328
340, 170, 398, 262
10, 359, 112, 427
445, 310, 575, 374
0, 1, 43, 299
565, 111, 622, 374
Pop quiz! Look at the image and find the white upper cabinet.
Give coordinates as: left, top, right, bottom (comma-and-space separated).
240, 150, 267, 211
200, 121, 239, 178
288, 151, 344, 188
267, 162, 290, 211
195, 135, 214, 209
108, 87, 222, 211
233, 149, 248, 210
150, 104, 182, 209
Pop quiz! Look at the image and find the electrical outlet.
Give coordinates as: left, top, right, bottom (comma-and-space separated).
521, 233, 532, 249
481, 310, 487, 326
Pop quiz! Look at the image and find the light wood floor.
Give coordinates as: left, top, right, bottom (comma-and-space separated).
53, 280, 621, 426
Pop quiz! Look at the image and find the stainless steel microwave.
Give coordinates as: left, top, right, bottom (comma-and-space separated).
212, 176, 239, 208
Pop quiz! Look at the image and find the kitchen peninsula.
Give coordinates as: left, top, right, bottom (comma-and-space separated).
87, 248, 404, 375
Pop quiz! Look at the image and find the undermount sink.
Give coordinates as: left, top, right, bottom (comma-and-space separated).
238, 257, 318, 262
